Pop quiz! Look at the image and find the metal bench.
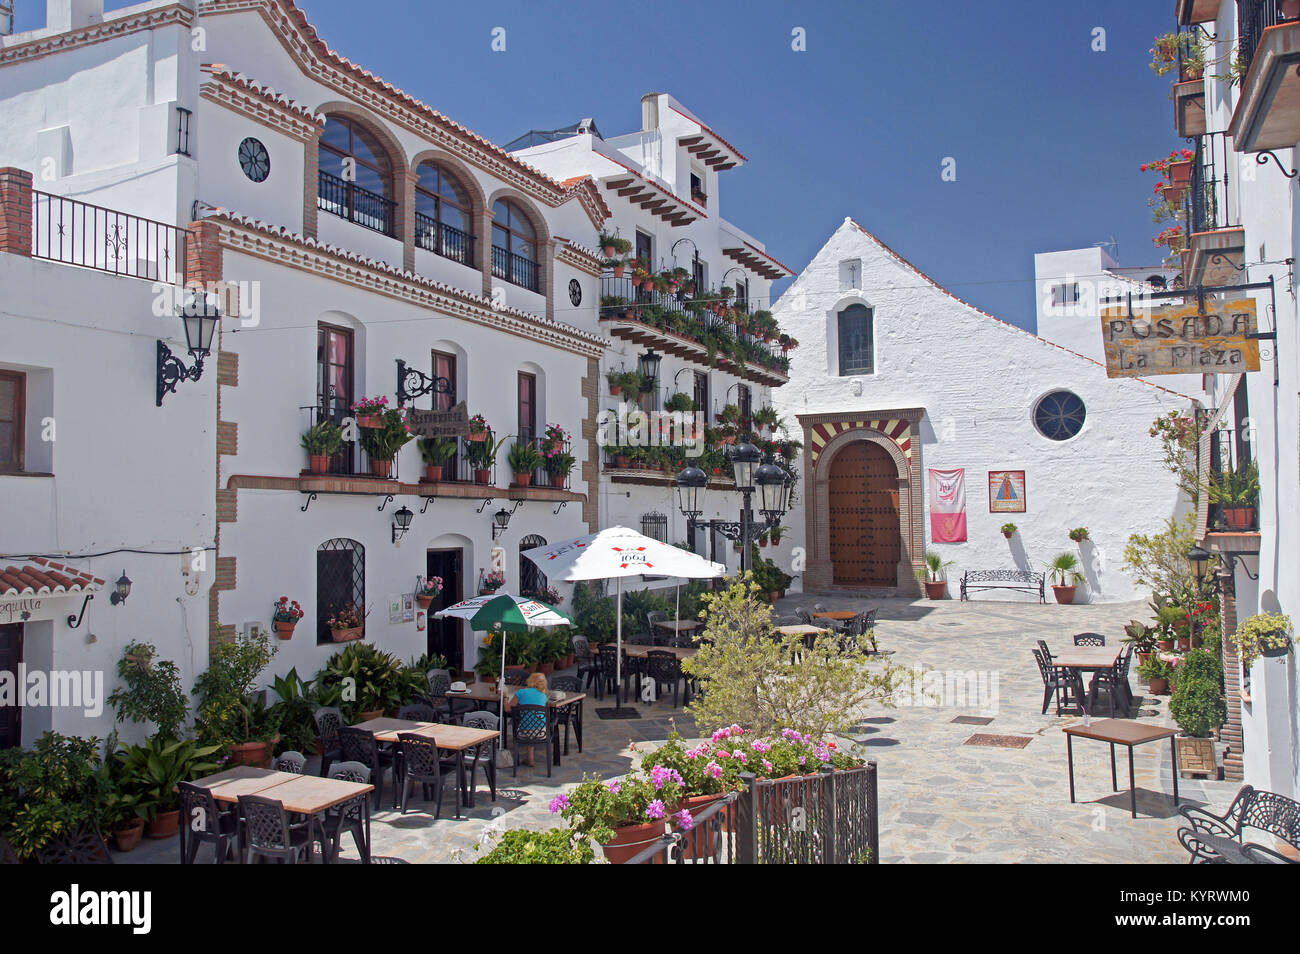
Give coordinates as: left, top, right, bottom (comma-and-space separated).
959, 569, 1045, 603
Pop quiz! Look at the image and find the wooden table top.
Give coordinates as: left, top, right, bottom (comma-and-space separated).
1052, 646, 1122, 669
621, 645, 697, 659
448, 685, 587, 708
1062, 719, 1177, 745
356, 717, 500, 749
260, 774, 373, 814
187, 767, 299, 803
776, 624, 829, 636
813, 611, 856, 621
652, 620, 701, 633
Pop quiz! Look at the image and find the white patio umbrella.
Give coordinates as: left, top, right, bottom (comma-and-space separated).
521, 526, 725, 715
433, 592, 572, 730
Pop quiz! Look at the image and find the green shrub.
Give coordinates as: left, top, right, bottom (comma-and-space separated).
475, 828, 595, 864
107, 641, 189, 740
0, 732, 108, 859
1169, 676, 1226, 738
315, 641, 419, 720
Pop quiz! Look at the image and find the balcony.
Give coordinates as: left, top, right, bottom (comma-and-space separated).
317, 170, 397, 237
30, 190, 185, 283
1229, 4, 1300, 151
414, 213, 475, 268
491, 245, 539, 292
598, 276, 791, 386
1174, 80, 1207, 137
1184, 131, 1246, 286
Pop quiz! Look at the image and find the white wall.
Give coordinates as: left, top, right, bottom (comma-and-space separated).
772, 218, 1192, 602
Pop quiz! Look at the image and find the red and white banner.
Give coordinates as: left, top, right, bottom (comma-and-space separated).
929, 468, 967, 543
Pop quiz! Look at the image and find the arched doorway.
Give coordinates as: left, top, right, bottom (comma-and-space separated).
828, 442, 901, 586
519, 534, 548, 598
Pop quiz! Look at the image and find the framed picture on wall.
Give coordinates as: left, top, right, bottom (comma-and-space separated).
988, 470, 1026, 513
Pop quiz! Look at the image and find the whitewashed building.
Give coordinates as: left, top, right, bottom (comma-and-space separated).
1168, 0, 1300, 793
771, 218, 1193, 602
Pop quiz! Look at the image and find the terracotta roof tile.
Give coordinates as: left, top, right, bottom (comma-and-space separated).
667, 104, 747, 162
0, 562, 102, 597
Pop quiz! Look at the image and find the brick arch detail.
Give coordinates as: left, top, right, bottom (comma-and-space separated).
484, 186, 554, 318
409, 149, 487, 227
314, 102, 409, 251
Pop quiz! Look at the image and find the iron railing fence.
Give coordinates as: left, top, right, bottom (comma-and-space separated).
414, 212, 475, 267
31, 190, 186, 283
1237, 0, 1289, 77
491, 245, 539, 292
317, 170, 397, 237
1188, 131, 1240, 234
300, 404, 402, 481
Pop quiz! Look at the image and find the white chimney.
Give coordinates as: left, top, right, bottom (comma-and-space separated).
641, 92, 661, 134
0, 1, 15, 36
46, 0, 102, 32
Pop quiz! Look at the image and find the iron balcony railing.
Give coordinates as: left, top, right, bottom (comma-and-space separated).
31, 190, 186, 283
1187, 131, 1240, 234
491, 245, 539, 292
317, 170, 397, 238
511, 434, 571, 490
301, 404, 401, 481
1237, 0, 1291, 77
414, 212, 475, 268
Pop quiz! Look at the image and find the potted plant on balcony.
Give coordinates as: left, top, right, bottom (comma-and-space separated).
351, 396, 390, 429
358, 407, 412, 478
915, 551, 953, 599
480, 569, 505, 596
418, 436, 457, 482
1168, 648, 1225, 775
750, 406, 780, 435
415, 575, 442, 609
272, 596, 304, 639
508, 440, 543, 487
1068, 527, 1090, 543
545, 450, 575, 488
1046, 552, 1084, 604
599, 232, 632, 259
325, 602, 367, 642
1207, 459, 1259, 530
466, 413, 491, 442
301, 420, 343, 474
465, 431, 507, 484
1001, 522, 1018, 539
664, 391, 695, 414
1232, 612, 1294, 675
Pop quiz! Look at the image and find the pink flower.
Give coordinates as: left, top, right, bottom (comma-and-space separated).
607, 780, 621, 795
645, 799, 666, 820
706, 761, 722, 780
674, 809, 694, 831
549, 794, 569, 813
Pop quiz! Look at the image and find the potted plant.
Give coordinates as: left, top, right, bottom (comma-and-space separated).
315, 641, 414, 722
637, 732, 741, 858
1232, 612, 1294, 675
414, 575, 443, 610
102, 788, 148, 852
357, 406, 413, 478
268, 667, 319, 757
507, 440, 544, 487
107, 641, 189, 741
598, 231, 632, 260
326, 602, 367, 642
1207, 459, 1259, 530
1168, 649, 1225, 775
116, 737, 224, 837
465, 431, 508, 484
1001, 522, 1018, 539
0, 733, 110, 861
916, 551, 953, 599
193, 629, 280, 768
550, 770, 685, 864
543, 450, 575, 488
351, 396, 390, 429
664, 392, 695, 414
271, 596, 304, 639
466, 413, 491, 442
301, 420, 343, 474
418, 436, 457, 482
1137, 654, 1174, 695
750, 406, 781, 435
1046, 552, 1084, 604
1068, 527, 1090, 543
1122, 620, 1159, 665
480, 569, 505, 596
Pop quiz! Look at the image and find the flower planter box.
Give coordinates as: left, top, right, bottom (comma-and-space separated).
331, 626, 364, 643
1168, 160, 1193, 189
356, 414, 382, 429
308, 454, 331, 474
1222, 506, 1256, 530
601, 820, 666, 864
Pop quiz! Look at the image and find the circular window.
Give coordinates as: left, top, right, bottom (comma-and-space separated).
1034, 390, 1086, 441
238, 137, 270, 182
568, 278, 582, 306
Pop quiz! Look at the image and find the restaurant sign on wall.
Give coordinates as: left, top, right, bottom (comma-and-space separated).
405, 401, 470, 438
1100, 298, 1261, 378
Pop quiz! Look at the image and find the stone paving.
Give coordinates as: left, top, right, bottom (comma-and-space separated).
116, 593, 1238, 864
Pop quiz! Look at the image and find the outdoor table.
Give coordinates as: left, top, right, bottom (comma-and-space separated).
187, 766, 300, 804
1062, 718, 1179, 818
1051, 646, 1123, 715
652, 619, 701, 634
622, 644, 697, 660
351, 717, 498, 818
446, 685, 588, 761
812, 611, 856, 621
267, 774, 374, 864
776, 624, 829, 637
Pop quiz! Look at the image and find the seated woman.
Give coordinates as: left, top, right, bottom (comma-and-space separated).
505, 673, 548, 767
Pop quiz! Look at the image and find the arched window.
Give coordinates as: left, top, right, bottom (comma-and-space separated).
491, 199, 539, 291
519, 534, 548, 599
415, 162, 475, 266
1034, 390, 1086, 441
837, 303, 874, 375
317, 538, 365, 644
318, 115, 396, 236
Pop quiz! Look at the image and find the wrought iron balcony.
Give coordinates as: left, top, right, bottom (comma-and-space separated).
414, 213, 475, 268
1237, 0, 1292, 77
30, 190, 186, 283
317, 170, 397, 237
1187, 132, 1240, 235
491, 245, 539, 292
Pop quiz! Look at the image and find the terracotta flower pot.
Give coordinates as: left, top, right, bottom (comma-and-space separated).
676, 793, 726, 860
924, 581, 947, 600
1003, 531, 1013, 539
146, 810, 181, 840
1052, 585, 1077, 605
309, 454, 331, 474
1148, 677, 1170, 695
538, 661, 554, 676
613, 265, 625, 278
1169, 160, 1193, 189
1137, 652, 1152, 666
609, 384, 622, 397
513, 472, 533, 488
273, 619, 296, 639
228, 741, 271, 768
550, 473, 567, 488
465, 430, 488, 443
370, 458, 394, 478
600, 820, 667, 864
1223, 507, 1255, 530
416, 594, 435, 609
356, 414, 382, 429
474, 468, 491, 484
603, 245, 616, 258
331, 625, 364, 643
112, 819, 146, 852
424, 464, 443, 482
1156, 639, 1174, 651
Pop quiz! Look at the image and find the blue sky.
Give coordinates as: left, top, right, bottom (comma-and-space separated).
22, 0, 1178, 329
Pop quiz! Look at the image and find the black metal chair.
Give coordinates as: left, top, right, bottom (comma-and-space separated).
319, 761, 371, 863
460, 712, 499, 807
398, 703, 439, 722
571, 634, 599, 690
396, 732, 456, 817
512, 703, 553, 777
1032, 647, 1082, 715
273, 750, 307, 774
1177, 786, 1300, 863
646, 610, 668, 645
424, 669, 453, 720
503, 668, 529, 687
644, 650, 685, 707
313, 706, 344, 777
1087, 646, 1133, 717
339, 726, 397, 810
1073, 632, 1106, 647
549, 676, 584, 755
592, 644, 622, 702
237, 794, 313, 864
176, 781, 239, 864
840, 609, 878, 654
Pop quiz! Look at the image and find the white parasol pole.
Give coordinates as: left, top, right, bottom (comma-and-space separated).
615, 577, 623, 708
497, 622, 507, 731
674, 580, 681, 628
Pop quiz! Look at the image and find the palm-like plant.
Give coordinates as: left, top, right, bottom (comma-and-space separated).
920, 550, 954, 582
1046, 552, 1084, 586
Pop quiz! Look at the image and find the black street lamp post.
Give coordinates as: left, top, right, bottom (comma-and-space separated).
675, 440, 789, 574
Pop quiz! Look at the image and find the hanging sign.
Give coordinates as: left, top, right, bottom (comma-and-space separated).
404, 401, 470, 438
1100, 299, 1261, 378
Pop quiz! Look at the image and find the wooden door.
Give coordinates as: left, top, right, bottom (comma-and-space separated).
0, 624, 21, 750
426, 549, 463, 673
828, 442, 901, 586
